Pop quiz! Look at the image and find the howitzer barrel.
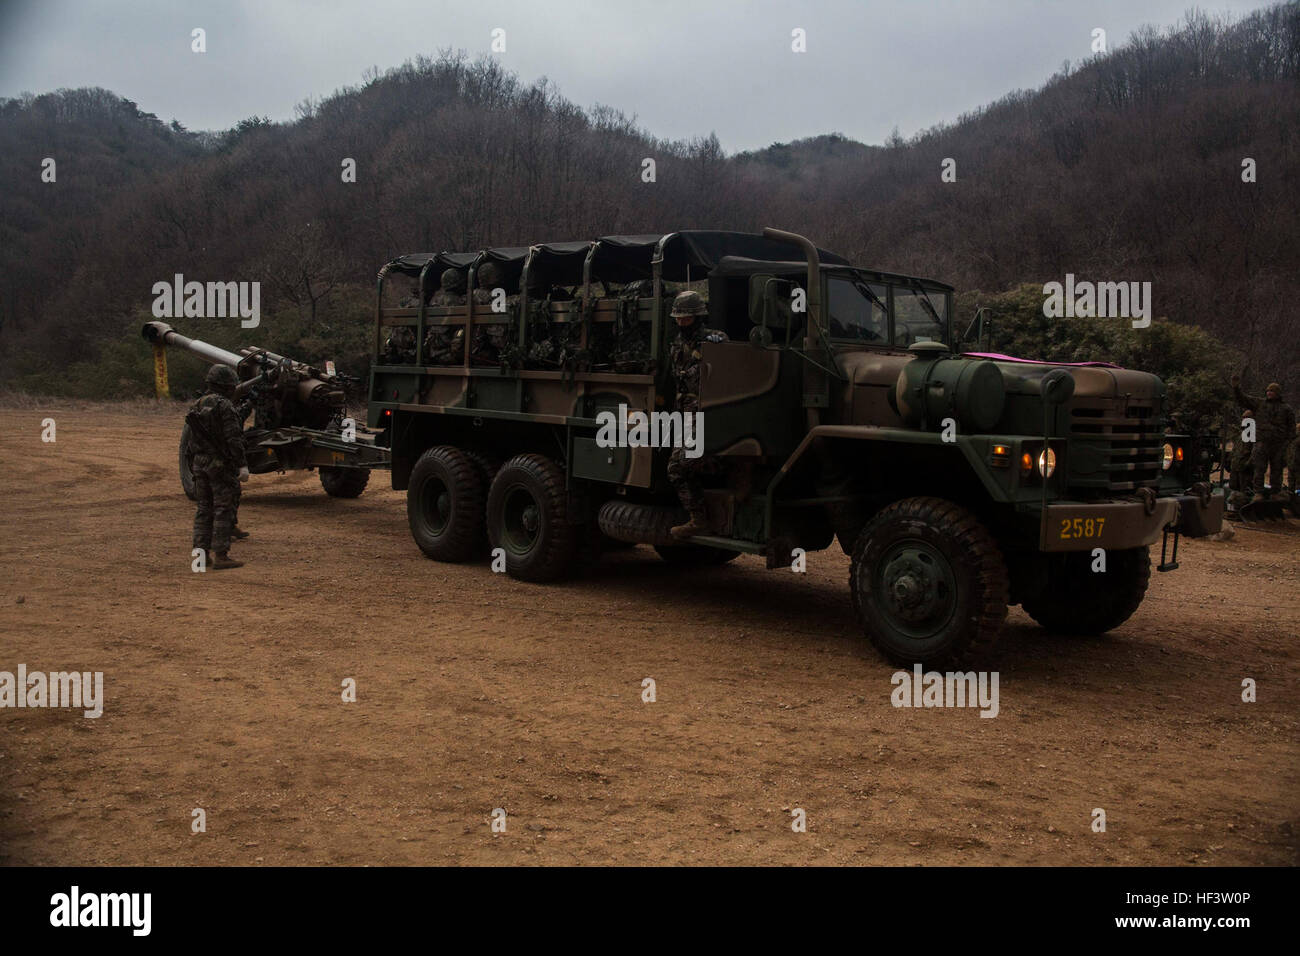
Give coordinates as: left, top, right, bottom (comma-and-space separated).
142, 321, 244, 368
143, 320, 345, 410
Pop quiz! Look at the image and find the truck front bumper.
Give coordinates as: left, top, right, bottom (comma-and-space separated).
1039, 491, 1224, 552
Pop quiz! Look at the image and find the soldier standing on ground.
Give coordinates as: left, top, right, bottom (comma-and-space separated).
1233, 376, 1296, 502
667, 290, 728, 539
1227, 408, 1255, 510
187, 365, 250, 570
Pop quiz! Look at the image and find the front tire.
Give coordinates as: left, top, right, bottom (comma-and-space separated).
1021, 546, 1150, 636
850, 497, 1009, 667
407, 446, 486, 562
486, 454, 576, 582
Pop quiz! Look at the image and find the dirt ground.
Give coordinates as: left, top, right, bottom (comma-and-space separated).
0, 398, 1296, 866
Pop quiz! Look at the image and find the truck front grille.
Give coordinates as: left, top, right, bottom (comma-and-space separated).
1069, 402, 1163, 491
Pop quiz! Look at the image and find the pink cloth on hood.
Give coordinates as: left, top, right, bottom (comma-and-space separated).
963, 351, 1122, 368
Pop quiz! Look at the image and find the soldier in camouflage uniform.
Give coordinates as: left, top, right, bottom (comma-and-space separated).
383, 281, 421, 364
470, 261, 515, 365
1233, 376, 1297, 501
430, 268, 467, 307
187, 365, 250, 569
425, 268, 467, 364
667, 290, 729, 539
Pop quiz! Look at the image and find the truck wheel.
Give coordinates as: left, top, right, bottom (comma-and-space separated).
1021, 546, 1150, 636
178, 425, 197, 500
486, 454, 575, 582
850, 497, 1009, 667
654, 544, 740, 565
407, 446, 485, 562
320, 466, 370, 498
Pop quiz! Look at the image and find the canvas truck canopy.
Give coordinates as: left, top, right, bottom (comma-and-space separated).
378, 231, 850, 291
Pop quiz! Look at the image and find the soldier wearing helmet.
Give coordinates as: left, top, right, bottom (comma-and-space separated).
470, 261, 515, 365
423, 268, 469, 365
666, 290, 729, 538
430, 268, 467, 306
1232, 375, 1296, 502
185, 364, 250, 569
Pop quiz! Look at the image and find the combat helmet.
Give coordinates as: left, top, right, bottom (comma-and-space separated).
206, 365, 239, 389
440, 268, 466, 292
476, 261, 503, 289
671, 290, 707, 317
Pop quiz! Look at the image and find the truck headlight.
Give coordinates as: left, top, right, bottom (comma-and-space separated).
1162, 443, 1175, 470
1037, 448, 1056, 477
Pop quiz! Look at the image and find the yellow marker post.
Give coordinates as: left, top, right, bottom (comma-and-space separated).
152, 343, 170, 399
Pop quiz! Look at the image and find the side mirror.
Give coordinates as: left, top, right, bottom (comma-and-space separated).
748, 274, 799, 347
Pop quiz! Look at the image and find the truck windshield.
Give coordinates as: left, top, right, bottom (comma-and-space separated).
893, 286, 948, 346
827, 276, 888, 342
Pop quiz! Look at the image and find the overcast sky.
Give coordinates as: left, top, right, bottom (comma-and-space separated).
0, 0, 1278, 151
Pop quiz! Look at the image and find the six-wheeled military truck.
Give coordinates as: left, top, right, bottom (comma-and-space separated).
366, 228, 1224, 666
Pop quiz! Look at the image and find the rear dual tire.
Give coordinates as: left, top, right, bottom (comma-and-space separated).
407, 445, 486, 562
486, 454, 576, 582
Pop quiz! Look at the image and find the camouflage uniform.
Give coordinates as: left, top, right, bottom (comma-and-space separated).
425, 269, 468, 363
383, 325, 416, 364
666, 292, 727, 526
384, 282, 422, 364
1235, 383, 1296, 497
187, 376, 248, 558
470, 262, 516, 365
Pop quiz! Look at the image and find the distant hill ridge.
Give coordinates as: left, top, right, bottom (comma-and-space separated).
1, 3, 1297, 392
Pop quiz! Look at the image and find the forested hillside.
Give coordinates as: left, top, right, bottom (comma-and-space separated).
2, 3, 1297, 399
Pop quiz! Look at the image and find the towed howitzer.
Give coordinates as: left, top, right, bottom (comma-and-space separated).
142, 321, 389, 499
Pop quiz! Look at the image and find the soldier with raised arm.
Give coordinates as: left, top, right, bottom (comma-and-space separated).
1233, 375, 1296, 502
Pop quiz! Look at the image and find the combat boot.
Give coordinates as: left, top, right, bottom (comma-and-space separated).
231, 526, 250, 540
209, 551, 244, 570
670, 511, 711, 539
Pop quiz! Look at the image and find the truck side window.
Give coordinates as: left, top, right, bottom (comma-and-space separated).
827, 277, 887, 342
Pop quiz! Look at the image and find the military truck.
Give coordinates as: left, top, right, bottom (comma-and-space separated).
366, 229, 1223, 666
